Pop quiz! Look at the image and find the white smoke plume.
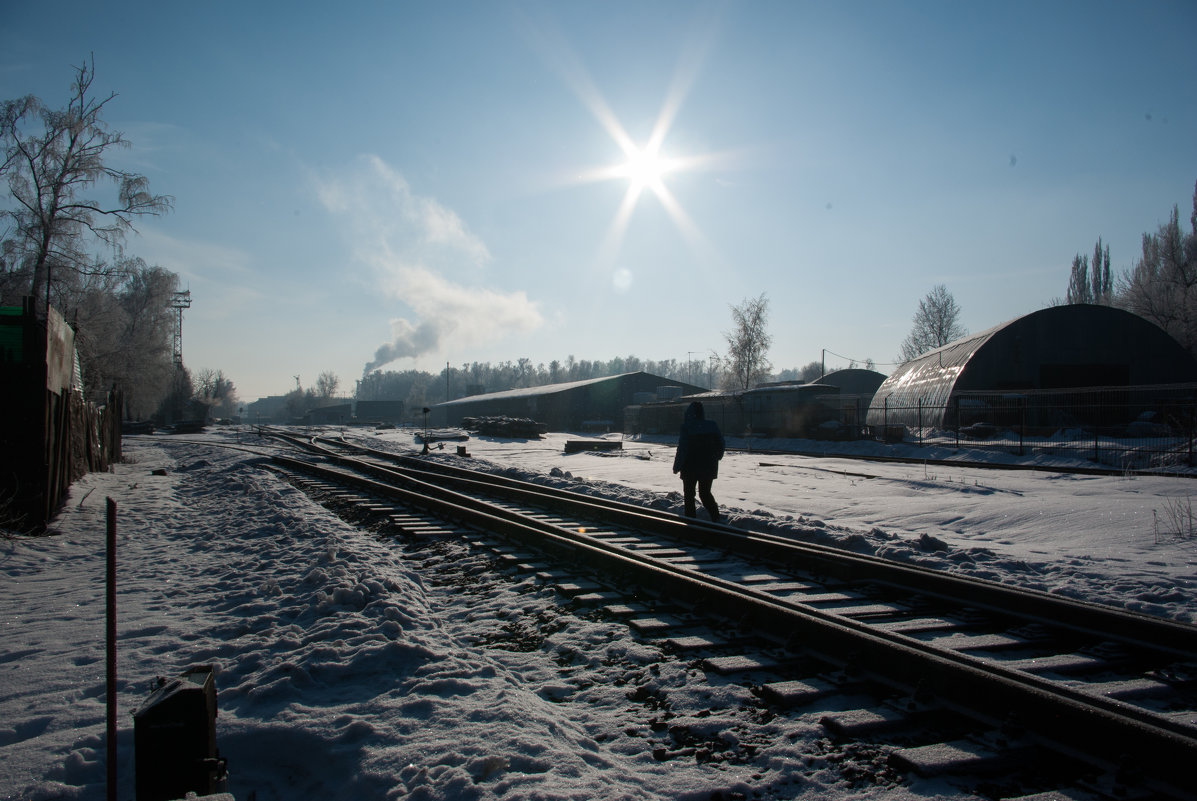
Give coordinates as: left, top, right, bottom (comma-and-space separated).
364, 319, 443, 373
314, 155, 543, 374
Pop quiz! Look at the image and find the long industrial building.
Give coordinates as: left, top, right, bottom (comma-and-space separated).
433, 371, 706, 432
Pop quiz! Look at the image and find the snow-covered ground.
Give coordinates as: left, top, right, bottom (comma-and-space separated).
2, 428, 1194, 800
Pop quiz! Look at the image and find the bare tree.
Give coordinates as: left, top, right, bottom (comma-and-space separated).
1, 57, 172, 313
315, 370, 340, 400
193, 368, 238, 419
898, 284, 968, 362
723, 293, 772, 391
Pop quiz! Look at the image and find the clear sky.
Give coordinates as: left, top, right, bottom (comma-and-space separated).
4, 1, 1195, 402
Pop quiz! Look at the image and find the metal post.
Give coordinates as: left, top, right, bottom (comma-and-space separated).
918, 398, 923, 446
1019, 397, 1025, 457
955, 396, 960, 450
1189, 401, 1194, 468
106, 498, 117, 801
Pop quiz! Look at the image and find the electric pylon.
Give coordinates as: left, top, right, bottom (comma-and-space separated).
169, 290, 191, 367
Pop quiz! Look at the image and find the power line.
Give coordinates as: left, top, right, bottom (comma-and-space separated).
821, 348, 901, 368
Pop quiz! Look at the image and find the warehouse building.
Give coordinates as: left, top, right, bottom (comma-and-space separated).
433, 371, 706, 432
866, 304, 1197, 430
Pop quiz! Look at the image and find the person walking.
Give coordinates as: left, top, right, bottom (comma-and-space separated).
672, 401, 725, 523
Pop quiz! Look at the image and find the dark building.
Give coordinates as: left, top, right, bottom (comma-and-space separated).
243, 395, 289, 424
866, 304, 1197, 430
628, 383, 846, 439
304, 403, 353, 425
434, 371, 706, 432
354, 400, 405, 424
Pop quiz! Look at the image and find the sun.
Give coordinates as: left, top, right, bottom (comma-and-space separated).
620, 145, 673, 194
544, 23, 731, 265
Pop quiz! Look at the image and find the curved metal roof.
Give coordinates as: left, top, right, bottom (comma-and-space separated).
871, 324, 1001, 417
812, 368, 888, 397
866, 304, 1197, 430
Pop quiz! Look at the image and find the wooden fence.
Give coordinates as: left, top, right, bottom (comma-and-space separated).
2, 300, 121, 531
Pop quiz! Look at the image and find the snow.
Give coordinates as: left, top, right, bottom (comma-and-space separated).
2, 428, 1194, 800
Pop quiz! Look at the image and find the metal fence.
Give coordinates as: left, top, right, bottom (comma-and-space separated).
862, 383, 1197, 471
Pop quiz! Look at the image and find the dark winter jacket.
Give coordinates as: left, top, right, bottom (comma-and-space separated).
672, 402, 725, 481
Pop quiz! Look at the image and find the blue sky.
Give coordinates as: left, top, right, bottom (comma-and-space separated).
4, 1, 1195, 402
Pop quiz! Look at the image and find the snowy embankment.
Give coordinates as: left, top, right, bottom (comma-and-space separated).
1, 428, 1194, 800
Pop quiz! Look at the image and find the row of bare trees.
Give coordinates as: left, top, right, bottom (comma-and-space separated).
1116, 184, 1197, 361
1058, 183, 1197, 362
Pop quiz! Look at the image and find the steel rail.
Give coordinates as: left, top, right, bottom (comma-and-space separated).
268, 446, 1197, 795
309, 432, 1197, 659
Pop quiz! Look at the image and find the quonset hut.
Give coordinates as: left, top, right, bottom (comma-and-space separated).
815, 368, 887, 398
433, 371, 706, 432
866, 304, 1197, 431
814, 368, 888, 433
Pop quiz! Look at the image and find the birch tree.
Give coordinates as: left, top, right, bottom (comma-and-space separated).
723, 293, 773, 391
1, 57, 172, 313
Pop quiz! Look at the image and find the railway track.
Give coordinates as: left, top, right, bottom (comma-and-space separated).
224, 429, 1197, 798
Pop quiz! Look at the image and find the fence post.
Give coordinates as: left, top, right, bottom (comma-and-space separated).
919, 397, 928, 447
107, 498, 117, 801
954, 396, 960, 450
884, 395, 889, 441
